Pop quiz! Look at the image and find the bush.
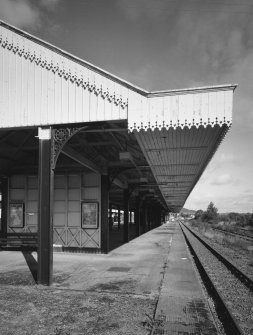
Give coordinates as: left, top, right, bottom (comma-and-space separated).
192, 203, 253, 229
195, 210, 204, 220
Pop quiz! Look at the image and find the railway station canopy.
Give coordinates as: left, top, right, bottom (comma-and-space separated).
0, 20, 236, 211
0, 20, 236, 284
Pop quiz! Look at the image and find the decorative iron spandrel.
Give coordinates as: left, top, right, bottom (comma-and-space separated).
51, 127, 83, 169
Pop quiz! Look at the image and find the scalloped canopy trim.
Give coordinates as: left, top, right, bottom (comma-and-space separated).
128, 117, 232, 131
0, 32, 128, 109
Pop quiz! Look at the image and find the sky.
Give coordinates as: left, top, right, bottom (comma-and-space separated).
0, 0, 252, 213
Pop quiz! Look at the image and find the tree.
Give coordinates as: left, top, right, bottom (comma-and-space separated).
246, 212, 253, 227
202, 202, 218, 223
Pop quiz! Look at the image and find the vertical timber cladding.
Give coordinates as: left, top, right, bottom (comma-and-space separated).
53, 172, 101, 249
7, 173, 101, 249
0, 22, 128, 129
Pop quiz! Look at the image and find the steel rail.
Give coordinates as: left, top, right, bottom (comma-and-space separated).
179, 222, 244, 335
181, 222, 253, 292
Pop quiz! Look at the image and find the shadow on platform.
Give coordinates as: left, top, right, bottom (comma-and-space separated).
109, 223, 146, 251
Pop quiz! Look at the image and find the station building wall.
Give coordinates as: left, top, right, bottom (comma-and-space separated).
8, 172, 101, 249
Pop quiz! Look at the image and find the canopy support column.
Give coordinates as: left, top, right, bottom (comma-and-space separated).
109, 203, 113, 232
38, 127, 54, 286
123, 189, 129, 243
142, 203, 147, 233
129, 211, 133, 225
135, 196, 140, 237
148, 206, 152, 230
101, 174, 109, 253
0, 177, 9, 242
117, 206, 121, 230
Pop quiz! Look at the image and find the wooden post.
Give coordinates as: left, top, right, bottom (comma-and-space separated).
135, 196, 140, 237
0, 177, 9, 243
38, 127, 54, 286
101, 174, 109, 253
123, 189, 129, 243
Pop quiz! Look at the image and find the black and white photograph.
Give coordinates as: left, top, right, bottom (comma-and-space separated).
0, 1, 252, 334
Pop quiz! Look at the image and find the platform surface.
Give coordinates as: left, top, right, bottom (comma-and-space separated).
152, 223, 218, 335
0, 222, 218, 334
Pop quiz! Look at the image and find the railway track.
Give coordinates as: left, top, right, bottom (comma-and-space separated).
179, 221, 253, 335
211, 226, 253, 242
